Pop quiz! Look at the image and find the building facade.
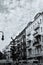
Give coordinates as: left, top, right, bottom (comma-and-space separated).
15, 28, 27, 60
26, 12, 43, 63
3, 12, 43, 63
3, 28, 27, 61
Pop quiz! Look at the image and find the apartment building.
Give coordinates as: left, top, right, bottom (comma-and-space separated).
3, 12, 43, 63
3, 28, 27, 61
26, 12, 43, 63
15, 28, 27, 60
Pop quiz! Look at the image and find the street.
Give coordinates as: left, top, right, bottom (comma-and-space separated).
0, 59, 43, 65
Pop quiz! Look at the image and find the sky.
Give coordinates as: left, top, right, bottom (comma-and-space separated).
0, 0, 43, 51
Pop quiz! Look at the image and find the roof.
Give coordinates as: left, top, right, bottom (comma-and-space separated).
26, 12, 43, 29
15, 27, 26, 39
26, 21, 33, 28
34, 12, 43, 21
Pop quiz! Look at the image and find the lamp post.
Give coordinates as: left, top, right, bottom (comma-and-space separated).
0, 31, 4, 41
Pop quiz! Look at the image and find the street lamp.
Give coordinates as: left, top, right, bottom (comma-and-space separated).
0, 31, 4, 41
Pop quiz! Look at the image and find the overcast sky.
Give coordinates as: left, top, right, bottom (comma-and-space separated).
0, 0, 43, 51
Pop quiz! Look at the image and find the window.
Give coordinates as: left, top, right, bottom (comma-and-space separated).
32, 49, 35, 54
40, 19, 41, 24
27, 33, 30, 36
34, 26, 39, 30
35, 23, 36, 25
29, 42, 31, 47
27, 40, 31, 47
28, 49, 32, 56
33, 25, 34, 29
42, 36, 43, 42
41, 27, 42, 32
35, 46, 42, 54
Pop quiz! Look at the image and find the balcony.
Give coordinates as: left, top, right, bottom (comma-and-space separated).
27, 50, 43, 59
27, 40, 31, 43
33, 30, 41, 38
35, 52, 43, 57
33, 32, 38, 37
28, 47, 32, 50
35, 34, 41, 38
26, 37, 31, 42
27, 33, 31, 36
33, 41, 41, 47
28, 54, 35, 59
26, 39, 31, 47
34, 26, 39, 31
26, 43, 30, 48
33, 41, 38, 46
33, 34, 41, 47
28, 52, 43, 59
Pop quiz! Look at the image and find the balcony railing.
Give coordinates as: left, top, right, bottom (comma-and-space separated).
35, 52, 43, 57
27, 33, 31, 36
33, 32, 38, 36
28, 52, 43, 59
33, 41, 39, 46
28, 54, 35, 59
34, 26, 39, 31
33, 43, 41, 48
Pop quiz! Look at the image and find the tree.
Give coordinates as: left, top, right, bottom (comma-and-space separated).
0, 51, 6, 59
10, 45, 16, 61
